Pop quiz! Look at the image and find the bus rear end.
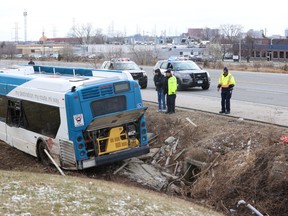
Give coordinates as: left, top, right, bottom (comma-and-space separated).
63, 80, 149, 170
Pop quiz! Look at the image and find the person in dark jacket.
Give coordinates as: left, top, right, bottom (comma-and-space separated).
153, 68, 166, 112
28, 59, 35, 65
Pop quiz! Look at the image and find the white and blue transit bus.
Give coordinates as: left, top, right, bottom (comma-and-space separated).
0, 65, 149, 170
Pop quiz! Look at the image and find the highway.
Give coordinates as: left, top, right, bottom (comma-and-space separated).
141, 66, 288, 127
142, 66, 288, 108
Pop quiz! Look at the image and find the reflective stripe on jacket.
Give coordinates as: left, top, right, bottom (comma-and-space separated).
218, 73, 235, 88
168, 76, 177, 95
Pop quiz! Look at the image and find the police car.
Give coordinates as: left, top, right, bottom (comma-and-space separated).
100, 58, 148, 89
154, 56, 211, 90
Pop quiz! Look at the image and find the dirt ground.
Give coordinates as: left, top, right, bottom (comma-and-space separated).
144, 103, 288, 215
0, 102, 288, 215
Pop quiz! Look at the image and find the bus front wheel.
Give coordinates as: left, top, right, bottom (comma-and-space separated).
37, 141, 50, 166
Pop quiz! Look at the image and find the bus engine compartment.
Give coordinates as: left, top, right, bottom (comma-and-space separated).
84, 123, 140, 157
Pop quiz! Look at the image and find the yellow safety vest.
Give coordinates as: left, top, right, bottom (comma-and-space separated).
168, 76, 177, 95
218, 73, 236, 88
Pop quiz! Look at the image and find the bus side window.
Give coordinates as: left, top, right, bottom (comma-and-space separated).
0, 96, 7, 122
7, 100, 21, 127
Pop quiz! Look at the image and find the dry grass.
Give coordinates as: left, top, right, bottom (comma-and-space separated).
201, 60, 288, 74
145, 102, 288, 215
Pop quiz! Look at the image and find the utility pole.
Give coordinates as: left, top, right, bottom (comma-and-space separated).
239, 36, 242, 63
23, 10, 27, 43
14, 23, 19, 43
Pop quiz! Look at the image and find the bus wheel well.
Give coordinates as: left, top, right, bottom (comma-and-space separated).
36, 139, 50, 166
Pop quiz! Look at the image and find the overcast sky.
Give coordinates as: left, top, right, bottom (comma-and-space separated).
1, 0, 287, 41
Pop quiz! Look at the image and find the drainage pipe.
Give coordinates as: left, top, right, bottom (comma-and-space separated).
237, 200, 263, 216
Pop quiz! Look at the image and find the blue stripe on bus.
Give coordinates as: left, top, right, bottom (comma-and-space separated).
32, 65, 124, 76
0, 74, 33, 95
33, 66, 94, 76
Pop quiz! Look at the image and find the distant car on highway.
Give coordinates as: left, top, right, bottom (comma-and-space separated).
154, 56, 211, 90
100, 58, 148, 89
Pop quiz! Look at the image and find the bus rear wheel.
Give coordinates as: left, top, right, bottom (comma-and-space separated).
37, 141, 50, 166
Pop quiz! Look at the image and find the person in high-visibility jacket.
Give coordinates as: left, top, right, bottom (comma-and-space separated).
217, 67, 236, 114
163, 69, 177, 114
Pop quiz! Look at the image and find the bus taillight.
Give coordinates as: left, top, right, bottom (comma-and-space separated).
77, 136, 82, 142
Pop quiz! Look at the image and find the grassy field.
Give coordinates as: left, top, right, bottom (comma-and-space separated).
0, 170, 223, 216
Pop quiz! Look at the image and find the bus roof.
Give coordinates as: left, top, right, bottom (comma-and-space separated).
0, 65, 133, 92
32, 65, 134, 81
0, 66, 124, 93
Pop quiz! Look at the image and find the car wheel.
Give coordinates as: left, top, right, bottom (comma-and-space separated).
202, 83, 210, 90
177, 78, 184, 91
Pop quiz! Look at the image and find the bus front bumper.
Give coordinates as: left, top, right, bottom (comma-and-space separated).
80, 145, 150, 169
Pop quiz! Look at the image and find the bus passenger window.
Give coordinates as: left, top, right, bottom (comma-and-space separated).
7, 101, 21, 126
0, 96, 7, 122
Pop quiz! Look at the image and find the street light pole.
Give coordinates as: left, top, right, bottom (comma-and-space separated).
239, 37, 241, 62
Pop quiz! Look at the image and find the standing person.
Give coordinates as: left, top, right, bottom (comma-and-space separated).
163, 69, 177, 114
217, 67, 236, 114
28, 59, 35, 65
153, 68, 166, 112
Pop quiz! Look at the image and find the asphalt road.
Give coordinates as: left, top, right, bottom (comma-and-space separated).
141, 66, 288, 127
142, 66, 288, 108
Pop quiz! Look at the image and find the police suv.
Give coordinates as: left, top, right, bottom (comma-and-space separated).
154, 56, 211, 90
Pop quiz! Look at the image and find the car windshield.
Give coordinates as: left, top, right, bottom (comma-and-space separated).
173, 61, 200, 71
114, 62, 140, 70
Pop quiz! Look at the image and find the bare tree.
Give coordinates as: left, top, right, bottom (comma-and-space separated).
107, 31, 126, 44
219, 24, 243, 43
129, 45, 156, 65
59, 44, 74, 62
242, 30, 257, 62
69, 23, 94, 44
105, 45, 124, 60
219, 24, 243, 60
0, 42, 17, 59
201, 28, 220, 41
91, 28, 106, 44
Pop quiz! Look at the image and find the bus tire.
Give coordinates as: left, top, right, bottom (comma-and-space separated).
37, 141, 50, 166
